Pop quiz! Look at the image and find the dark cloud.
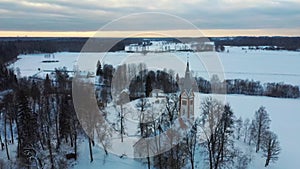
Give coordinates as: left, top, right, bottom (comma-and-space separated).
0, 0, 299, 31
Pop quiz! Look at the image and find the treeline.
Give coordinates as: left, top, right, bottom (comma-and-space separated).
129, 69, 179, 99
212, 37, 300, 51
96, 62, 300, 100
0, 41, 19, 63
95, 62, 179, 101
1, 36, 299, 63
0, 63, 18, 91
0, 38, 127, 62
196, 76, 300, 98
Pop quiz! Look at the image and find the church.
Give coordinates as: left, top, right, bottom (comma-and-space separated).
179, 60, 195, 119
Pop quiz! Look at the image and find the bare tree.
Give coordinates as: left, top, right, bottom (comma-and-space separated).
235, 117, 243, 140
136, 97, 150, 136
253, 106, 271, 152
262, 131, 280, 167
185, 123, 197, 169
95, 120, 112, 156
243, 118, 250, 143
235, 150, 251, 169
73, 79, 98, 163
199, 97, 236, 169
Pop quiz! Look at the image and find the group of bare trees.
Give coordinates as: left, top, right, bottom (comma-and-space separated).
238, 106, 281, 167
233, 106, 281, 168
198, 97, 237, 169
139, 96, 280, 169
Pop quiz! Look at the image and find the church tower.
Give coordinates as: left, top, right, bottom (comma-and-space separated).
179, 60, 194, 119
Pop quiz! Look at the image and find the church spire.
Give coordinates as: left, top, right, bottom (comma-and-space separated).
185, 56, 190, 73
182, 57, 193, 94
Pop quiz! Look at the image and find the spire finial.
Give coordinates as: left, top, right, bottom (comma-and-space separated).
186, 55, 190, 73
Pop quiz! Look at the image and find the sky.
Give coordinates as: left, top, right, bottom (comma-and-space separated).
0, 0, 300, 37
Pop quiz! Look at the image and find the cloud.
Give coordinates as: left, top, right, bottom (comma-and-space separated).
0, 0, 299, 31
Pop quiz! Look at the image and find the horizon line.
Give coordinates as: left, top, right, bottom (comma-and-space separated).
1, 29, 300, 37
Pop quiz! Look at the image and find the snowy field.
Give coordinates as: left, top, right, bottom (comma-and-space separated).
68, 93, 300, 169
11, 47, 300, 85
204, 93, 300, 169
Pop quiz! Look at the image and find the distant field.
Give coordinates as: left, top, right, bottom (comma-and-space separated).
11, 46, 300, 85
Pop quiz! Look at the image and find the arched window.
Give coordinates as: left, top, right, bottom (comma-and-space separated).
190, 100, 193, 105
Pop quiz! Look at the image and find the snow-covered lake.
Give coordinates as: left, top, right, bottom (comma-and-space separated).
11, 47, 300, 85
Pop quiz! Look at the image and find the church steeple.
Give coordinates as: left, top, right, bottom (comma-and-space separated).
183, 58, 193, 95
185, 57, 190, 73
179, 57, 195, 119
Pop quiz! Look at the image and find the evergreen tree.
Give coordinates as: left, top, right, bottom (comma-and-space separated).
96, 60, 103, 76
59, 95, 71, 143
145, 74, 152, 97
16, 90, 38, 164
44, 74, 52, 95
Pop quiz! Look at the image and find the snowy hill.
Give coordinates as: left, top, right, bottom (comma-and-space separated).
68, 93, 300, 169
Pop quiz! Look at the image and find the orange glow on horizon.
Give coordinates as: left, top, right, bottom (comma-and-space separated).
0, 29, 300, 37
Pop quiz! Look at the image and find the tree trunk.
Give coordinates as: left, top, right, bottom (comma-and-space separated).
74, 131, 77, 160
256, 125, 261, 153
265, 139, 272, 167
265, 158, 270, 167
208, 138, 213, 169
120, 104, 124, 142
0, 133, 3, 151
147, 156, 151, 169
15, 117, 21, 158
89, 137, 93, 162
46, 98, 52, 127
146, 125, 150, 169
9, 118, 14, 144
4, 115, 10, 160
39, 135, 45, 150
47, 126, 54, 169
70, 133, 73, 147
54, 96, 60, 149
191, 158, 194, 169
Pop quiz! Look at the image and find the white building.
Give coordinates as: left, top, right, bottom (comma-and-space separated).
124, 41, 214, 53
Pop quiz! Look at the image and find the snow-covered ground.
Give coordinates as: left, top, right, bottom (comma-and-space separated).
11, 47, 300, 85
73, 139, 145, 169
7, 47, 300, 168
200, 93, 300, 169
69, 93, 300, 169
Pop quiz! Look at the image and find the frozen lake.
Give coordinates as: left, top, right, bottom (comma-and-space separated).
11, 47, 300, 85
